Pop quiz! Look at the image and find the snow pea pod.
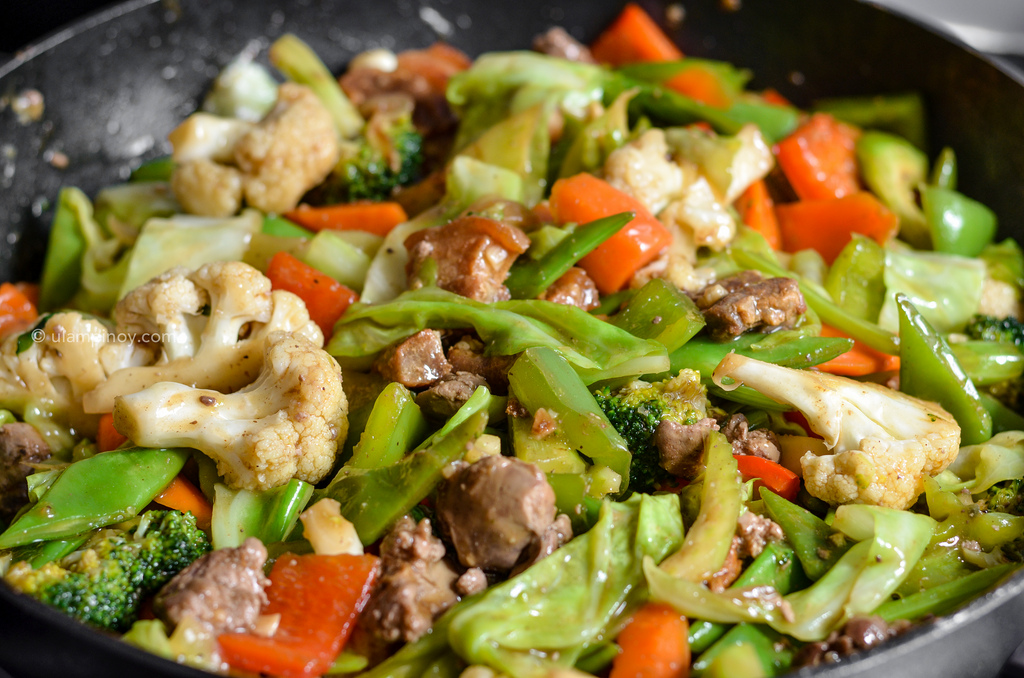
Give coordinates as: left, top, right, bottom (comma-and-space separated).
921, 185, 997, 257
348, 382, 430, 470
761, 488, 851, 581
130, 155, 175, 183
824, 234, 886, 323
210, 479, 313, 550
878, 564, 1016, 622
7, 534, 89, 569
813, 92, 927, 150
930, 147, 957, 190
38, 187, 89, 311
505, 212, 632, 300
980, 392, 1024, 435
897, 295, 992, 445
319, 405, 488, 543
0, 447, 190, 548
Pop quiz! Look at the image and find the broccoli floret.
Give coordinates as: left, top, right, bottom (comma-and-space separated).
978, 479, 1024, 516
965, 314, 1024, 347
332, 112, 423, 202
594, 370, 710, 494
4, 510, 210, 632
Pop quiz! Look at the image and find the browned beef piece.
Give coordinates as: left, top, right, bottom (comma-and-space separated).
362, 516, 460, 643
736, 511, 784, 560
154, 537, 269, 635
455, 567, 488, 596
511, 513, 573, 576
404, 216, 530, 303
795, 616, 911, 668
705, 537, 743, 592
0, 423, 51, 520
532, 27, 597, 63
447, 336, 516, 395
416, 371, 488, 419
655, 418, 719, 479
340, 69, 456, 139
374, 329, 451, 388
695, 273, 807, 340
435, 456, 570, 572
721, 413, 782, 462
540, 267, 601, 311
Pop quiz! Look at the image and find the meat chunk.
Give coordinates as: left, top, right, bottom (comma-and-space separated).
695, 272, 807, 340
795, 616, 911, 668
721, 413, 782, 462
540, 267, 601, 311
416, 371, 488, 419
405, 216, 530, 303
705, 537, 743, 592
735, 511, 784, 560
447, 336, 516, 395
154, 537, 270, 635
532, 27, 597, 63
435, 456, 570, 572
362, 516, 460, 643
232, 83, 340, 214
655, 418, 719, 479
373, 329, 451, 388
455, 567, 488, 597
0, 423, 51, 520
511, 513, 573, 576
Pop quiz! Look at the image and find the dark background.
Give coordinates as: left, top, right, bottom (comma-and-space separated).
0, 0, 118, 55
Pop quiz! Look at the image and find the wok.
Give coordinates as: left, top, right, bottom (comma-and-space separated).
2, 0, 1024, 676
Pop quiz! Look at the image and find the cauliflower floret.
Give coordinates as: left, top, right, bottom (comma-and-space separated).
659, 167, 738, 251
977, 277, 1021, 319
169, 84, 339, 217
603, 129, 685, 215
0, 313, 152, 444
712, 353, 961, 509
83, 261, 321, 414
113, 331, 348, 491
171, 159, 244, 218
233, 82, 340, 214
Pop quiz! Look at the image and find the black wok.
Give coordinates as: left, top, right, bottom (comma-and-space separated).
2, 1, 1024, 676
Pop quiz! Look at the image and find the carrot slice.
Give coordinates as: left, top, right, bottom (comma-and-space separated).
154, 475, 212, 530
735, 180, 781, 249
760, 88, 793, 108
776, 192, 898, 264
284, 202, 408, 237
96, 413, 128, 452
816, 324, 900, 376
396, 42, 471, 91
266, 252, 359, 338
776, 113, 861, 201
549, 173, 672, 294
591, 3, 683, 66
665, 68, 732, 108
735, 454, 801, 502
0, 282, 38, 338
610, 602, 690, 678
219, 553, 379, 678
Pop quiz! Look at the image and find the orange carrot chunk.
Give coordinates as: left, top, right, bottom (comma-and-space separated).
735, 179, 781, 250
665, 67, 732, 108
96, 413, 128, 452
610, 602, 691, 678
816, 324, 901, 377
153, 475, 213, 530
776, 192, 899, 264
735, 454, 801, 502
284, 202, 408, 237
776, 113, 861, 201
266, 252, 359, 338
549, 173, 672, 294
219, 553, 379, 678
591, 3, 683, 66
0, 282, 38, 338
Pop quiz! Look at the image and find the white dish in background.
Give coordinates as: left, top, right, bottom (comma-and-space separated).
872, 0, 1024, 54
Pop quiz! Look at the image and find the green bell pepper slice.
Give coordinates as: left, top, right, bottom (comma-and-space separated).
949, 341, 1024, 386
0, 447, 190, 548
210, 479, 314, 550
824, 234, 887, 322
38, 187, 89, 311
814, 92, 926, 150
130, 155, 175, 183
347, 382, 430, 470
897, 295, 992, 445
610, 278, 705, 352
921, 185, 997, 257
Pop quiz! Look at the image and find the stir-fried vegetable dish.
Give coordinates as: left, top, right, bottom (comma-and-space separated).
3, 3, 1024, 676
